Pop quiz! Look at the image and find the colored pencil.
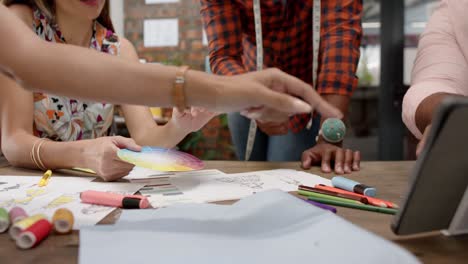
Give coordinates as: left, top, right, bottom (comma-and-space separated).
297, 189, 363, 205
299, 185, 388, 208
305, 200, 337, 213
315, 184, 399, 209
307, 196, 398, 215
299, 185, 364, 202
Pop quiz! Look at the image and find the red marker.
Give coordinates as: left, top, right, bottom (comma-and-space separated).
80, 190, 150, 209
313, 184, 398, 209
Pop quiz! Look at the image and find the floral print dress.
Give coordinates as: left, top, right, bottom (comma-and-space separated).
31, 8, 119, 141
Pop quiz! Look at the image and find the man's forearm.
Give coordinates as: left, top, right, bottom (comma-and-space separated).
321, 94, 350, 123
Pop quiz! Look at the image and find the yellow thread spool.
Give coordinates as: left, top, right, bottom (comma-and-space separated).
9, 214, 46, 240
52, 208, 74, 234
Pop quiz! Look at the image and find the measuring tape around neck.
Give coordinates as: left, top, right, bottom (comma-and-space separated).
244, 0, 321, 161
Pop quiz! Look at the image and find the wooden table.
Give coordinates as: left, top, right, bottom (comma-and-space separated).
0, 161, 467, 263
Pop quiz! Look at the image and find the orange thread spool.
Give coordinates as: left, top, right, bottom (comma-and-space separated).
52, 208, 74, 234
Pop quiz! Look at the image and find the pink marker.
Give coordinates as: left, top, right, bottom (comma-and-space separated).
80, 190, 150, 209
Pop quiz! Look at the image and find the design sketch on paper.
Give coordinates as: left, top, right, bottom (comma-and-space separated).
278, 175, 301, 186
215, 174, 264, 189
13, 188, 47, 205
0, 188, 47, 207
44, 194, 76, 209
0, 199, 14, 208
81, 204, 113, 215
0, 184, 22, 193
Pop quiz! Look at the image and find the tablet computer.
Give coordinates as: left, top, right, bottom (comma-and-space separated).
392, 97, 468, 235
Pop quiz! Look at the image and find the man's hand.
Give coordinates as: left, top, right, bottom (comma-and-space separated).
256, 121, 289, 136
301, 140, 361, 174
301, 94, 359, 174
416, 124, 432, 158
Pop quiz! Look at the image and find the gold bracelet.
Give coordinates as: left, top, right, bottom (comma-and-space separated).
35, 139, 49, 171
30, 139, 42, 170
173, 65, 190, 112
31, 138, 49, 171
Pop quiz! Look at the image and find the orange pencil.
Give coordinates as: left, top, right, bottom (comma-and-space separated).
314, 184, 399, 209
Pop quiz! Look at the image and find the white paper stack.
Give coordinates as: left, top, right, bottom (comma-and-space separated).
79, 190, 420, 264
125, 168, 332, 208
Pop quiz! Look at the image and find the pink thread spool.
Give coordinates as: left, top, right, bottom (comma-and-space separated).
9, 207, 28, 223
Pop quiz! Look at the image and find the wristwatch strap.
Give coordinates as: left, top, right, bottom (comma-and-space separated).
174, 65, 190, 112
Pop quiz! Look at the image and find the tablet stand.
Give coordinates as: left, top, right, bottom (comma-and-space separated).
443, 186, 468, 236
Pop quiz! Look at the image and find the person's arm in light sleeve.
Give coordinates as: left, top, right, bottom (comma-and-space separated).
402, 0, 468, 145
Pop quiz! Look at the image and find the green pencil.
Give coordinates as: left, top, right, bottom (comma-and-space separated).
298, 189, 363, 205
307, 196, 398, 215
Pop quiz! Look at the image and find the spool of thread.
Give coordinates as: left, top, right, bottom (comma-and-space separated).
16, 219, 52, 249
52, 208, 74, 234
321, 118, 346, 143
9, 207, 28, 223
332, 176, 377, 197
9, 214, 46, 240
0, 208, 10, 233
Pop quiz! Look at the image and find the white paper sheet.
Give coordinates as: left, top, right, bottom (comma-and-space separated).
123, 166, 173, 180
136, 169, 229, 207
139, 169, 331, 208
80, 190, 420, 264
143, 19, 179, 47
0, 176, 145, 228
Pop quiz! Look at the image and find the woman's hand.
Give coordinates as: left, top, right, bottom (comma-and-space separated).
83, 136, 141, 181
203, 68, 343, 122
171, 107, 217, 133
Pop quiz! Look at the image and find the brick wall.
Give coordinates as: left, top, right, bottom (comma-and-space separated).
123, 0, 236, 160
124, 0, 206, 69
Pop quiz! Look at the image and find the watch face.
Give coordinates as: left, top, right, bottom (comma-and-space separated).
321, 118, 346, 143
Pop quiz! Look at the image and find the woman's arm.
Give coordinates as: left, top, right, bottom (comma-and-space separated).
0, 73, 141, 180
0, 5, 89, 170
0, 4, 340, 121
0, 73, 89, 169
402, 1, 468, 139
117, 38, 192, 148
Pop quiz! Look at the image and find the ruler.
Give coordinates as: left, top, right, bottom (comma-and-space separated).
245, 0, 321, 161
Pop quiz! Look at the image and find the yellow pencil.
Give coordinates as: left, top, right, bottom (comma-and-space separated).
38, 170, 52, 187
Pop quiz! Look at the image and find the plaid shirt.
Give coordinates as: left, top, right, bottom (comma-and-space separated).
201, 0, 362, 132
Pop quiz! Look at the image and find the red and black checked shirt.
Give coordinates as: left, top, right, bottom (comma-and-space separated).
201, 0, 362, 132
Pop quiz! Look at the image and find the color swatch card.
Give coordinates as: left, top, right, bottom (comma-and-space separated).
118, 147, 204, 172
